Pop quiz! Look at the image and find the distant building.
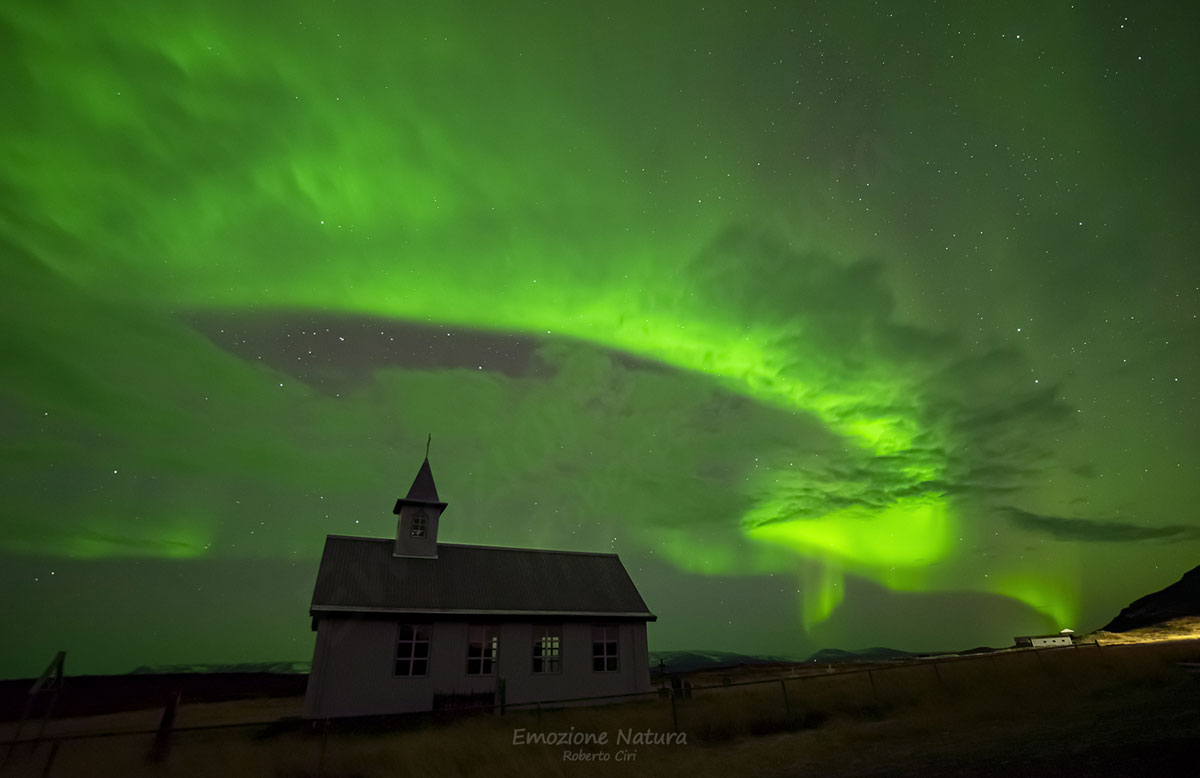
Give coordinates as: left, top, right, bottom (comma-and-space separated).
1014, 630, 1076, 648
303, 457, 656, 719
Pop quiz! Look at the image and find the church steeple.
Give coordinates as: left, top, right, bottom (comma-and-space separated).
403, 457, 441, 504
392, 448, 447, 558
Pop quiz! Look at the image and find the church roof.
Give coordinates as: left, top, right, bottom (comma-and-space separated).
404, 457, 440, 503
309, 536, 656, 620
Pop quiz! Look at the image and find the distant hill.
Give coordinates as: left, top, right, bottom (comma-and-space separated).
1102, 564, 1200, 632
648, 650, 800, 673
129, 661, 310, 674
649, 647, 913, 673
804, 646, 914, 663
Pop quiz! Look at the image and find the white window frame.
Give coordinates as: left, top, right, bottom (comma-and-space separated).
532, 625, 562, 674
394, 624, 431, 677
466, 625, 498, 676
591, 624, 619, 672
410, 510, 427, 538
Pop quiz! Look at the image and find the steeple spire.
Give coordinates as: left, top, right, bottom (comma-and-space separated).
392, 444, 447, 558
404, 456, 441, 503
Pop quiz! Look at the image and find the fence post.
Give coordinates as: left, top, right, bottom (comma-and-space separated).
0, 695, 34, 770
931, 662, 949, 692
866, 670, 880, 706
3, 651, 65, 771
669, 690, 678, 733
40, 741, 60, 778
497, 678, 506, 716
148, 688, 181, 763
779, 679, 791, 718
1093, 640, 1123, 674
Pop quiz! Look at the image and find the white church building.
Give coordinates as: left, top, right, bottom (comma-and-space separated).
303, 456, 656, 718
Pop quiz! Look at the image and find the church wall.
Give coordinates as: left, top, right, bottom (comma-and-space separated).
303, 617, 651, 718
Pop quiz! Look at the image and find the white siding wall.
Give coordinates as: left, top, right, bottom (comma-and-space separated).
304, 618, 652, 719
499, 622, 651, 706
1030, 635, 1073, 647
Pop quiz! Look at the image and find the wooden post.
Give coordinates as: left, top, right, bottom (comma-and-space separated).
1, 692, 36, 770
149, 688, 181, 762
31, 685, 62, 753
497, 678, 506, 716
669, 689, 678, 732
867, 670, 880, 706
40, 741, 60, 778
779, 679, 792, 718
3, 651, 65, 771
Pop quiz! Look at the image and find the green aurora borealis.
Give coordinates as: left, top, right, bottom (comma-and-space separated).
2, 1, 1199, 675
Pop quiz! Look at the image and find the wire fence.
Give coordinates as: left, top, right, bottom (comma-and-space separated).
2, 639, 1197, 777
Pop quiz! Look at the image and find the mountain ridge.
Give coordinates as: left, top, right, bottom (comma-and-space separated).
1102, 564, 1200, 632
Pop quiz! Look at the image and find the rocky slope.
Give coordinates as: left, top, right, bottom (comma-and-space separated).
1102, 564, 1200, 632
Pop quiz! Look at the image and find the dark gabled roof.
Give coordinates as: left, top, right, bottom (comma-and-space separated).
310, 536, 656, 620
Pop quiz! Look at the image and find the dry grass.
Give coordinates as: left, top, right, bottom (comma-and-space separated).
1089, 616, 1200, 644
5, 639, 1200, 778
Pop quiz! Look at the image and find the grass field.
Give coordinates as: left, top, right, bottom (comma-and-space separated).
4, 638, 1200, 777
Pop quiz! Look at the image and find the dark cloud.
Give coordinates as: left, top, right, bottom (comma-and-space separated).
186, 313, 551, 388
187, 312, 686, 393
1001, 507, 1200, 544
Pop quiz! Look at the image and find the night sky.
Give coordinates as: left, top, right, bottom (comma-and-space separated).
2, 1, 1199, 677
